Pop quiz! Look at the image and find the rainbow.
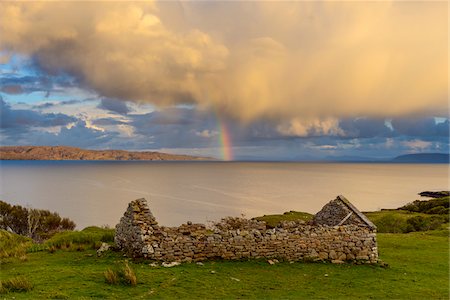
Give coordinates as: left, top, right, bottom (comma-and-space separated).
217, 118, 233, 161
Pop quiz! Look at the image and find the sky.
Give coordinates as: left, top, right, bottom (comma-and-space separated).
0, 1, 448, 160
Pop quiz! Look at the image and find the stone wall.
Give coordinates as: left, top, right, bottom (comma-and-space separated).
115, 197, 378, 264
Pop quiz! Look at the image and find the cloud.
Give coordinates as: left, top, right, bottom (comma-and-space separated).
391, 117, 449, 137
98, 98, 130, 115
402, 139, 433, 152
0, 120, 119, 149
1, 84, 23, 94
195, 129, 218, 138
0, 98, 76, 129
0, 2, 446, 122
276, 117, 344, 137
339, 118, 393, 138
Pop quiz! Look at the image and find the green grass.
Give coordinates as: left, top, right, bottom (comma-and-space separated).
253, 211, 313, 228
0, 230, 448, 299
42, 226, 115, 251
0, 230, 32, 259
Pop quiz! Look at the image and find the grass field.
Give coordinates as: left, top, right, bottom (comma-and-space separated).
1, 229, 448, 299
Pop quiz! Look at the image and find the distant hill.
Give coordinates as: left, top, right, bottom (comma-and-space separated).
392, 153, 449, 163
0, 146, 212, 161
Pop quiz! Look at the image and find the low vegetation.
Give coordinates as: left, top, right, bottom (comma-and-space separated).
365, 195, 449, 233
399, 196, 449, 215
0, 230, 32, 259
253, 211, 313, 228
43, 226, 114, 251
0, 276, 33, 294
0, 230, 448, 298
365, 210, 448, 233
104, 261, 137, 286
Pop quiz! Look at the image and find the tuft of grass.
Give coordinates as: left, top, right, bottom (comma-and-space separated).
253, 211, 313, 228
0, 230, 32, 259
104, 268, 119, 285
121, 261, 137, 286
104, 262, 137, 286
0, 276, 33, 293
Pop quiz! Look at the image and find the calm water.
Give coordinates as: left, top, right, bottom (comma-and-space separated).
0, 161, 448, 229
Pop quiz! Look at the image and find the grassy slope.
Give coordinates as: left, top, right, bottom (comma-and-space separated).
1, 231, 448, 299
253, 211, 313, 228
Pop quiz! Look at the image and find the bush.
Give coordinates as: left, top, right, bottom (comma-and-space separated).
0, 200, 75, 241
373, 214, 408, 233
427, 206, 449, 215
365, 210, 449, 233
0, 276, 33, 293
399, 197, 449, 214
406, 216, 447, 232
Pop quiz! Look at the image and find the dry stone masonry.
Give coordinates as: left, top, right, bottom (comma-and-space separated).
115, 195, 378, 264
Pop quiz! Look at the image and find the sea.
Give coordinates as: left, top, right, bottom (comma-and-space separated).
0, 161, 448, 229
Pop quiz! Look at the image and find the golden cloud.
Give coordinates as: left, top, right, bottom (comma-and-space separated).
0, 1, 447, 122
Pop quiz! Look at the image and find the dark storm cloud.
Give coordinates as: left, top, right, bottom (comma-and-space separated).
98, 98, 130, 115
391, 117, 449, 137
1, 84, 24, 94
0, 72, 78, 97
33, 98, 97, 109
339, 118, 393, 138
92, 118, 127, 126
0, 98, 76, 129
0, 121, 119, 149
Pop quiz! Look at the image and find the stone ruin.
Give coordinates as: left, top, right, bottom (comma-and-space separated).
115, 195, 378, 264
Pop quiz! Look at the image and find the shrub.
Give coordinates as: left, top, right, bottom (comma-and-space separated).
399, 197, 449, 214
0, 276, 33, 293
373, 214, 408, 233
406, 215, 447, 232
427, 206, 449, 215
0, 200, 75, 241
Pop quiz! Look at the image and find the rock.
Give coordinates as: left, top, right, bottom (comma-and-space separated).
149, 262, 159, 267
419, 191, 449, 198
331, 260, 344, 264
162, 262, 180, 268
96, 242, 111, 257
329, 250, 337, 260
309, 249, 319, 258
319, 252, 328, 260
